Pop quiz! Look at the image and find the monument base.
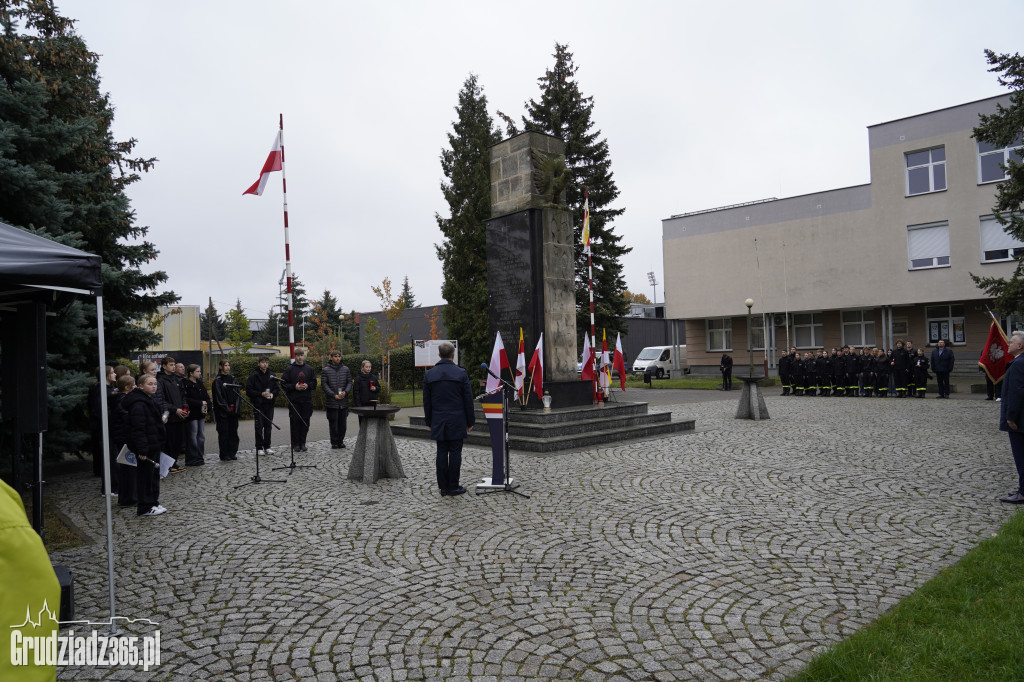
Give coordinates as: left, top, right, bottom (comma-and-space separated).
735, 376, 770, 420
536, 379, 594, 409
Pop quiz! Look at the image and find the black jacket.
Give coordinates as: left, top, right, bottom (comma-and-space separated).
123, 390, 165, 458
422, 359, 476, 441
912, 355, 930, 385
321, 362, 353, 409
246, 368, 279, 407
183, 378, 210, 421
354, 371, 380, 407
212, 373, 242, 418
281, 362, 317, 403
892, 347, 911, 372
779, 354, 792, 376
157, 371, 186, 422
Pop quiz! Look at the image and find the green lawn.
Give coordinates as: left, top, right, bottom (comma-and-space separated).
791, 510, 1024, 681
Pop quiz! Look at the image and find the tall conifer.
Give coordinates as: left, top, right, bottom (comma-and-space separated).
522, 43, 630, 336
971, 50, 1024, 313
435, 74, 501, 373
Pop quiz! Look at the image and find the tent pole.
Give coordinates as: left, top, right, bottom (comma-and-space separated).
96, 295, 117, 630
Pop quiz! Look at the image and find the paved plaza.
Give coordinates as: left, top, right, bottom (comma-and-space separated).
48, 390, 1018, 680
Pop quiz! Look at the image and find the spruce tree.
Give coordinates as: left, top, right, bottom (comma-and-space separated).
200, 299, 226, 341
971, 50, 1024, 314
0, 1, 176, 456
522, 43, 631, 337
398, 275, 416, 309
436, 74, 501, 373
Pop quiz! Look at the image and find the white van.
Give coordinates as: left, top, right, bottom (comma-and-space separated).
631, 345, 686, 379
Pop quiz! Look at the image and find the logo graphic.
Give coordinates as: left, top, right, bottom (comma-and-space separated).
10, 602, 162, 672
990, 342, 1005, 361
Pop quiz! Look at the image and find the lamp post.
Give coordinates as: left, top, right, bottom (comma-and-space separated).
647, 271, 658, 305
745, 298, 754, 377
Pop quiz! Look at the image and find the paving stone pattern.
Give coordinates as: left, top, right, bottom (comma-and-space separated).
49, 393, 1016, 680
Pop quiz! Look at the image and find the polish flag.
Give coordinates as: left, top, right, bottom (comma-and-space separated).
598, 330, 611, 390
580, 333, 595, 381
486, 331, 510, 394
613, 332, 627, 390
243, 131, 283, 196
514, 328, 526, 397
527, 333, 544, 399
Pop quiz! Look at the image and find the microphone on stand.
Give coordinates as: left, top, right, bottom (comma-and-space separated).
480, 363, 501, 381
222, 383, 244, 388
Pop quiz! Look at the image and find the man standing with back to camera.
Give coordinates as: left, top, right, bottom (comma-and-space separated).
423, 342, 475, 497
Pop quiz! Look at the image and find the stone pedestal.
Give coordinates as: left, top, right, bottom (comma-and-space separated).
487, 131, 582, 404
348, 406, 406, 483
735, 376, 770, 421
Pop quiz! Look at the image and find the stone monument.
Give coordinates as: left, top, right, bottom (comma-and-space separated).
486, 132, 592, 407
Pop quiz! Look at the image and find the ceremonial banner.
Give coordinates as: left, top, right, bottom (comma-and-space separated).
481, 398, 505, 486
979, 318, 1010, 383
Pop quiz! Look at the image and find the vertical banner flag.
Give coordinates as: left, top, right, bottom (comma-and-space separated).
580, 333, 595, 381
599, 329, 611, 391
979, 317, 1010, 383
581, 193, 591, 255
243, 131, 283, 196
486, 331, 510, 394
514, 328, 526, 399
613, 332, 627, 390
527, 333, 544, 399
480, 398, 505, 486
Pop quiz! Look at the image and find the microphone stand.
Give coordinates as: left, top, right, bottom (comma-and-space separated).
233, 384, 286, 488
476, 364, 530, 499
271, 377, 317, 473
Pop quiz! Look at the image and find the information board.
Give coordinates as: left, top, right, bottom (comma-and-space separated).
414, 339, 458, 367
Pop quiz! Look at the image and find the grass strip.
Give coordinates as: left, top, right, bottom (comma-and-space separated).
792, 509, 1024, 681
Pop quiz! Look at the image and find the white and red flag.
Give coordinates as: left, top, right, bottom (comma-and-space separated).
527, 333, 544, 399
486, 331, 510, 394
580, 333, 595, 381
514, 328, 526, 398
613, 332, 627, 390
598, 329, 611, 390
243, 131, 283, 196
979, 317, 1010, 383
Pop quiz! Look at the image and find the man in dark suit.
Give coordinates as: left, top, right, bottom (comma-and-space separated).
999, 330, 1024, 504
423, 342, 475, 497
930, 339, 955, 398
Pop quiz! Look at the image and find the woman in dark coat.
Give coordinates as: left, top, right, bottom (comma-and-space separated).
182, 364, 210, 466
354, 360, 381, 424
123, 373, 166, 516
912, 348, 930, 398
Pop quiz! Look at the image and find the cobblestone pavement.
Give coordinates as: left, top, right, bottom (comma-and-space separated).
48, 392, 1017, 680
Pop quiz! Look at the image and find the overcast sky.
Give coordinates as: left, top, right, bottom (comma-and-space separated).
57, 0, 1023, 321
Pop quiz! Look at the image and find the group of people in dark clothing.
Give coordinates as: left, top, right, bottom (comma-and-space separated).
88, 350, 383, 517
777, 340, 954, 398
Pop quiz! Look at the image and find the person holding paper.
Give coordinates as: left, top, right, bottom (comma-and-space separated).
123, 374, 166, 517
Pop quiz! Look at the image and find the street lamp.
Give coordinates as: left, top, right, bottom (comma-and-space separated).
647, 271, 658, 305
338, 314, 346, 355
745, 298, 754, 377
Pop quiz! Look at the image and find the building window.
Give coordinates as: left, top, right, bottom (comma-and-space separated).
926, 305, 965, 345
907, 221, 950, 269
793, 313, 823, 348
842, 310, 876, 347
978, 137, 1022, 184
750, 315, 765, 351
980, 214, 1024, 262
706, 318, 732, 352
906, 147, 946, 195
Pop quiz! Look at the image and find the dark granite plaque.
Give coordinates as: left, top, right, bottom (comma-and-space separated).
486, 209, 544, 360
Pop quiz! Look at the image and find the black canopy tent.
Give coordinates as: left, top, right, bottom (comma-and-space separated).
0, 220, 118, 621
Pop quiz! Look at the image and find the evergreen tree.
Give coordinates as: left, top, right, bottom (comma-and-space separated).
258, 273, 309, 347
200, 299, 226, 341
397, 275, 416, 309
521, 43, 631, 337
971, 50, 1024, 314
224, 299, 252, 356
436, 74, 501, 374
313, 289, 341, 336
0, 1, 176, 456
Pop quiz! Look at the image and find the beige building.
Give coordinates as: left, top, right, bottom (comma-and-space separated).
663, 94, 1021, 374
144, 305, 200, 352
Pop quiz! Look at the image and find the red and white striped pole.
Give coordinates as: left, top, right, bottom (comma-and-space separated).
584, 190, 598, 404
279, 114, 295, 359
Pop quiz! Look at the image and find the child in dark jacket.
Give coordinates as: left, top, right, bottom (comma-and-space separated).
123, 374, 167, 516
111, 375, 137, 508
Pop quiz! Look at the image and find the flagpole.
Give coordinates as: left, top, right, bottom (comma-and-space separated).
584, 190, 598, 404
280, 113, 295, 359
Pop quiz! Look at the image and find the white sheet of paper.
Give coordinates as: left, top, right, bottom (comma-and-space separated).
159, 452, 175, 478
